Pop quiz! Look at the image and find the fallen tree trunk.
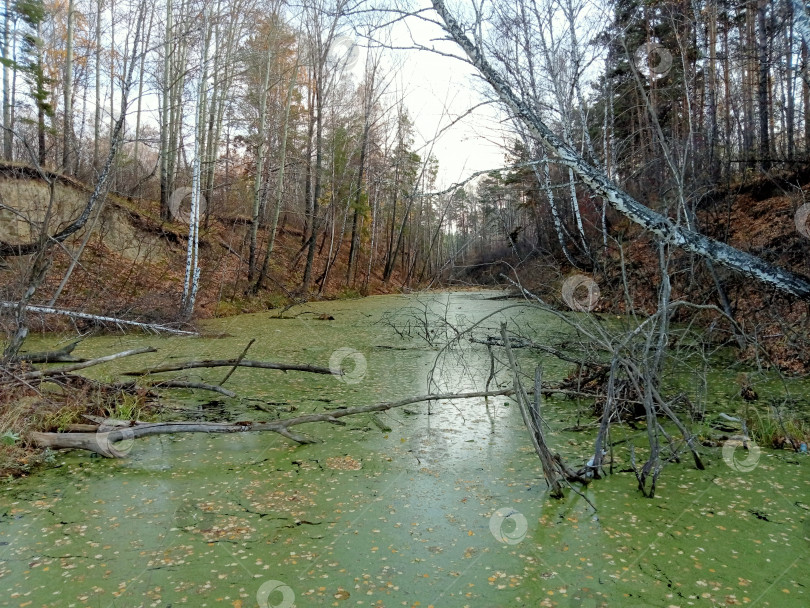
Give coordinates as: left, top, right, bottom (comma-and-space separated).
0, 302, 198, 335
30, 388, 519, 457
22, 347, 157, 380
429, 0, 810, 301
124, 358, 336, 376
18, 340, 84, 363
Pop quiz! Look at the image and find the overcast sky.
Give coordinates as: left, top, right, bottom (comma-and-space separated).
375, 4, 509, 190
398, 47, 507, 188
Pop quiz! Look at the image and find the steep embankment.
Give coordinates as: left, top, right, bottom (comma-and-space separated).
454, 171, 810, 372
0, 164, 403, 328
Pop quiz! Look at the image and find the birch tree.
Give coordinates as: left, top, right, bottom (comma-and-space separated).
181, 0, 213, 319
427, 0, 810, 301
2, 0, 13, 159
159, 0, 191, 221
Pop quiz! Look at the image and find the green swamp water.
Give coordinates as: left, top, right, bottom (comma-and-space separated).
1, 291, 809, 607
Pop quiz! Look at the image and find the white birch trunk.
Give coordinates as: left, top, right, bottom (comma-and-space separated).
62, 0, 74, 172
2, 0, 11, 159
430, 0, 810, 300
181, 3, 210, 318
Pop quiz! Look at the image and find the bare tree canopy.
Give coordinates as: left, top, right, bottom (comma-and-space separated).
429, 0, 810, 300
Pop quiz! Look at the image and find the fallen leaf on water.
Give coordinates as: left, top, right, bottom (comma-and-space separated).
325, 456, 362, 470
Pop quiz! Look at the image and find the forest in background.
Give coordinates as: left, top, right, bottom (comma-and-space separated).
0, 0, 808, 361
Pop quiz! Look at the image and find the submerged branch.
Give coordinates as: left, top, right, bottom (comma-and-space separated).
29, 388, 519, 457
125, 358, 337, 376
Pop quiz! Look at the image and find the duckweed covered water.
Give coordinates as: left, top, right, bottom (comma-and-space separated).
1, 292, 808, 607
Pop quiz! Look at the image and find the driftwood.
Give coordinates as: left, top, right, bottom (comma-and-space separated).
30, 388, 518, 457
124, 358, 336, 377
18, 340, 84, 363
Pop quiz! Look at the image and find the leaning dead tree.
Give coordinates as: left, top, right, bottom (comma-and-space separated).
428, 0, 810, 301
